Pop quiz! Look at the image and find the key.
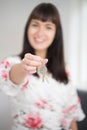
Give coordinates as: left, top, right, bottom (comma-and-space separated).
42, 66, 47, 82
37, 66, 47, 82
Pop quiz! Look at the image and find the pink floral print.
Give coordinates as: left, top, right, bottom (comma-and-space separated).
1, 70, 8, 80
0, 60, 11, 68
62, 97, 80, 114
24, 113, 43, 129
66, 69, 71, 77
21, 80, 29, 91
35, 99, 54, 110
61, 118, 68, 126
35, 99, 47, 108
13, 114, 19, 119
0, 56, 85, 130
0, 60, 11, 81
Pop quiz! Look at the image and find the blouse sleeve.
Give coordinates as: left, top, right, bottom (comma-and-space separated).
61, 82, 85, 129
0, 56, 28, 97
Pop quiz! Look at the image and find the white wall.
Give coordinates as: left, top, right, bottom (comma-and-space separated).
68, 0, 87, 90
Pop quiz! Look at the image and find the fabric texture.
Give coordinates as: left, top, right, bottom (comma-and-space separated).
0, 56, 85, 130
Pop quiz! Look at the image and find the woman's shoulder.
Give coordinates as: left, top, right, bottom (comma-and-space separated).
48, 76, 76, 92
61, 80, 78, 98
51, 78, 77, 95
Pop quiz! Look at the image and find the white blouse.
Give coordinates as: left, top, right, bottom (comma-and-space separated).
0, 56, 85, 130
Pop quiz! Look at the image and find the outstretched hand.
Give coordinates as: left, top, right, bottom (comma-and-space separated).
22, 53, 48, 75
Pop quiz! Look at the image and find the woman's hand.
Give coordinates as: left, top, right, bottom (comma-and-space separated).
70, 120, 78, 130
22, 53, 48, 75
9, 53, 48, 85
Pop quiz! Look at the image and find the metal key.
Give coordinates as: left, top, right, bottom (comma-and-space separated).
38, 66, 47, 82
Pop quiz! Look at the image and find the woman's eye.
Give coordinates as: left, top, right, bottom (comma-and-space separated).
31, 24, 38, 27
46, 26, 52, 30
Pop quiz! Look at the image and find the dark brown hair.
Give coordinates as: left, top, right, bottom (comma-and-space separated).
19, 3, 69, 84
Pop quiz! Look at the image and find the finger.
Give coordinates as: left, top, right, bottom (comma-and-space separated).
23, 65, 37, 72
42, 59, 48, 65
40, 59, 48, 67
25, 53, 43, 62
22, 58, 43, 67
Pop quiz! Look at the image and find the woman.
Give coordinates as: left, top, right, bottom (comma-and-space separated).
0, 3, 85, 130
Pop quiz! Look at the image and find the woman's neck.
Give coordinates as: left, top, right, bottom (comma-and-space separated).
35, 50, 47, 59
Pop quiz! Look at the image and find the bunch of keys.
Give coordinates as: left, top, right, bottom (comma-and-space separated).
37, 65, 47, 82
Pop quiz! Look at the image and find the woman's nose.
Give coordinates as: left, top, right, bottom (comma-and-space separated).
37, 27, 44, 36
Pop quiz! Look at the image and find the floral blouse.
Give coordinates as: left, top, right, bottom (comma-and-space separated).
0, 56, 85, 130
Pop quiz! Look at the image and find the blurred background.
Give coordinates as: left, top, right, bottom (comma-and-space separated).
0, 0, 87, 129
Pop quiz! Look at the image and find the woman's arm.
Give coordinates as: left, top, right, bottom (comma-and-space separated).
70, 120, 78, 130
9, 63, 29, 85
9, 53, 48, 85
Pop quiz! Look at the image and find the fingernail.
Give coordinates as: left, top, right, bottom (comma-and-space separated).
43, 59, 48, 64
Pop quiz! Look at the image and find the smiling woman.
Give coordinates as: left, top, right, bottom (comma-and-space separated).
0, 2, 85, 130
28, 20, 56, 54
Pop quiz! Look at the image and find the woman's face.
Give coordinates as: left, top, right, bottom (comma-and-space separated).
27, 19, 56, 52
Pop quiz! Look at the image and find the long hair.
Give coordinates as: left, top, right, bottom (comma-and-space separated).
19, 3, 69, 84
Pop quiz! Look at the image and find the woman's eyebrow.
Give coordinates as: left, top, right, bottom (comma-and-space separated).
45, 23, 55, 27
31, 20, 38, 23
